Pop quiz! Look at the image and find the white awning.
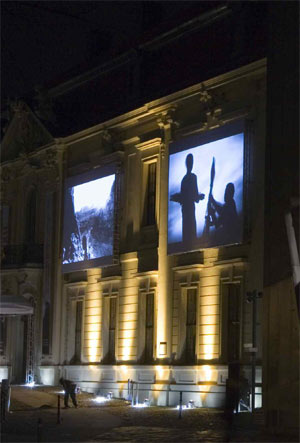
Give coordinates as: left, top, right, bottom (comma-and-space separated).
0, 295, 34, 315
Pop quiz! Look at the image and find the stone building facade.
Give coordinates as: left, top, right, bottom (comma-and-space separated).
1, 59, 266, 409
1, 2, 299, 434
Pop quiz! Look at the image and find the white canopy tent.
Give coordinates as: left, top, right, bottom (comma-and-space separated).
0, 295, 34, 315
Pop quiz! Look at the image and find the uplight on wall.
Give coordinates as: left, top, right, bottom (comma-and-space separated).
159, 342, 167, 357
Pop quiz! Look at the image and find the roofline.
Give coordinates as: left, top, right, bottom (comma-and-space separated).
61, 58, 266, 145
47, 5, 230, 99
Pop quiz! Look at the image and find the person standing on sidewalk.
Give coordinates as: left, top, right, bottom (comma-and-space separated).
59, 377, 78, 408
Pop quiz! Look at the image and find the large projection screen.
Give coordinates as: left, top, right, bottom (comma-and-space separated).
168, 122, 245, 254
62, 167, 116, 272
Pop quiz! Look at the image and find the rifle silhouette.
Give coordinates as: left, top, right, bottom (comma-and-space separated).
203, 157, 215, 237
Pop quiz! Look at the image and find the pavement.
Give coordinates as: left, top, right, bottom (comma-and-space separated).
1, 385, 298, 442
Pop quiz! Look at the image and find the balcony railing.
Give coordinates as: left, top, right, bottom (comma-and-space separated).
1, 244, 44, 268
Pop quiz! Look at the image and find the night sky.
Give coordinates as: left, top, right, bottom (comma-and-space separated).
1, 1, 218, 102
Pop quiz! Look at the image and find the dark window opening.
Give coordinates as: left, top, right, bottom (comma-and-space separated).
143, 162, 157, 226
227, 284, 240, 363
0, 317, 7, 355
74, 300, 83, 362
108, 297, 117, 362
25, 189, 37, 244
42, 302, 51, 355
1, 205, 10, 246
145, 292, 154, 362
186, 288, 197, 363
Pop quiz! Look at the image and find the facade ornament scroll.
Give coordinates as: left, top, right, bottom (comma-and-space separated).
198, 84, 225, 130
100, 128, 118, 153
156, 107, 180, 158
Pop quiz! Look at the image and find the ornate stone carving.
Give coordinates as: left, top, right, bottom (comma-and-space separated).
156, 107, 179, 133
18, 273, 38, 302
101, 128, 118, 153
159, 142, 166, 159
198, 84, 225, 130
157, 108, 180, 157
199, 85, 212, 104
43, 149, 58, 168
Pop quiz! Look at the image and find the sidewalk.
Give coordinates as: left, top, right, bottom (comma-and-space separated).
1, 385, 298, 442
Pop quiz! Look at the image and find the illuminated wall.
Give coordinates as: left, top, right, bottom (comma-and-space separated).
84, 268, 102, 362
25, 60, 266, 409
118, 253, 139, 362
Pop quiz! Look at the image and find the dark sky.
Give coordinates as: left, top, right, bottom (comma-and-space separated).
1, 1, 217, 102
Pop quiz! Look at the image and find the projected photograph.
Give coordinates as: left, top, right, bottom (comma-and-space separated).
168, 133, 244, 254
62, 174, 115, 269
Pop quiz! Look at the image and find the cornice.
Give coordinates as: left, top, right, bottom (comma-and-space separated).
135, 138, 162, 152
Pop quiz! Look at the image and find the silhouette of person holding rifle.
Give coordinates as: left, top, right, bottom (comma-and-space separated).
209, 182, 239, 244
170, 154, 205, 247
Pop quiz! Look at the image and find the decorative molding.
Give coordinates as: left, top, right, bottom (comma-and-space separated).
89, 150, 124, 169
138, 275, 157, 293
101, 280, 119, 297
214, 257, 248, 267
135, 270, 159, 279
198, 84, 225, 131
159, 142, 166, 159
173, 263, 204, 273
156, 108, 180, 137
135, 137, 162, 152
121, 136, 141, 147
98, 276, 122, 283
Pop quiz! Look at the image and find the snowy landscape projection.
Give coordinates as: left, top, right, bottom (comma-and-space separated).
62, 174, 115, 267
168, 133, 244, 254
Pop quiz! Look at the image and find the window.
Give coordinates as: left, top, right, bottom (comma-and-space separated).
25, 189, 37, 244
221, 283, 241, 363
186, 288, 197, 362
1, 205, 10, 246
42, 302, 51, 355
143, 161, 157, 226
74, 300, 83, 362
227, 284, 241, 362
0, 317, 7, 356
145, 292, 154, 362
108, 297, 117, 362
66, 285, 86, 364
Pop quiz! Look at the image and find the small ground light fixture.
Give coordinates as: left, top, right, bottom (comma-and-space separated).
188, 400, 195, 408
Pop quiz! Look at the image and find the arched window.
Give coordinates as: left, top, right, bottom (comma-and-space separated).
25, 188, 37, 244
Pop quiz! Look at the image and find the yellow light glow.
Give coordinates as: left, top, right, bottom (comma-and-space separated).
202, 335, 216, 345
86, 331, 100, 340
120, 365, 128, 374
120, 336, 135, 360
203, 344, 214, 360
155, 365, 164, 379
202, 365, 213, 382
88, 365, 98, 371
85, 332, 101, 361
85, 323, 101, 333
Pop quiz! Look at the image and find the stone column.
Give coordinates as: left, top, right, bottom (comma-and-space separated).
84, 268, 102, 363
156, 111, 177, 360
